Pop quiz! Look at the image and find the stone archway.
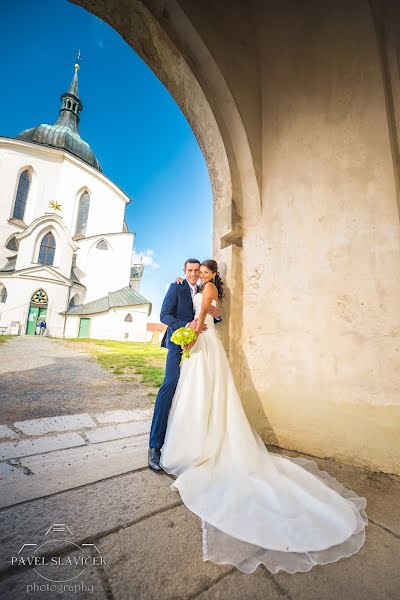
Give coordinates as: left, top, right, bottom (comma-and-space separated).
70, 0, 400, 475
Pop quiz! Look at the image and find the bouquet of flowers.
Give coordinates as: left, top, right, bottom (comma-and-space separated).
170, 327, 197, 366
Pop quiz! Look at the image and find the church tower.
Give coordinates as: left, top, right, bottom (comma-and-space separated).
17, 62, 102, 172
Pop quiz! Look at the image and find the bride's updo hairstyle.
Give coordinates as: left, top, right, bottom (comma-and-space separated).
200, 259, 225, 300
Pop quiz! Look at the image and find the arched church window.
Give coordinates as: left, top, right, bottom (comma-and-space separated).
0, 284, 7, 304
124, 313, 133, 322
38, 232, 56, 266
12, 169, 31, 220
31, 289, 48, 305
6, 237, 18, 251
69, 294, 79, 307
75, 192, 90, 236
96, 239, 108, 250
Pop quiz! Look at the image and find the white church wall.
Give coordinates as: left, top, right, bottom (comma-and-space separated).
65, 306, 149, 342
75, 233, 134, 302
0, 276, 69, 337
0, 139, 129, 241
15, 216, 75, 280
113, 307, 149, 342
64, 164, 127, 238
0, 143, 62, 228
64, 315, 80, 338
89, 306, 148, 342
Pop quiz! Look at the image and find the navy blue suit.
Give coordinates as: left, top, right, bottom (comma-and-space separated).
149, 279, 220, 449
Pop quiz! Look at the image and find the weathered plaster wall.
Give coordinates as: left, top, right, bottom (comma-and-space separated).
71, 0, 400, 474
245, 0, 400, 473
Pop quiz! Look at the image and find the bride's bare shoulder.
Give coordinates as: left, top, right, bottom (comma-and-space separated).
203, 281, 218, 297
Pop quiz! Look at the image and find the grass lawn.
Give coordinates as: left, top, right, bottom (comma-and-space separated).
64, 339, 167, 393
0, 335, 12, 345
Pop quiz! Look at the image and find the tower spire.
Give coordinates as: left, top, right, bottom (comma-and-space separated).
58, 57, 83, 124
68, 50, 82, 97
67, 64, 80, 98
16, 53, 102, 172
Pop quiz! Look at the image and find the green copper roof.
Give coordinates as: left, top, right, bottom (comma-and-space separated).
62, 286, 152, 316
17, 66, 102, 172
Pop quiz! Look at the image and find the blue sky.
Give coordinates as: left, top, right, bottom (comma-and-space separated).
0, 0, 212, 320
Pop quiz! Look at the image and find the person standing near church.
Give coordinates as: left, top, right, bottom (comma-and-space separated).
148, 259, 222, 472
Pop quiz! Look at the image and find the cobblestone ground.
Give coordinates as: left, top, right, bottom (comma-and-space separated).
0, 336, 153, 423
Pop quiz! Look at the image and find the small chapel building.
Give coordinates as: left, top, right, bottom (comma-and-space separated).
0, 63, 152, 341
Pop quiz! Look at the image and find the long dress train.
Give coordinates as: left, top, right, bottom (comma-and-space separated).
159, 292, 368, 574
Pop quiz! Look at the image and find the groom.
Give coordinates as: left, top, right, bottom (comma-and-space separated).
148, 258, 222, 471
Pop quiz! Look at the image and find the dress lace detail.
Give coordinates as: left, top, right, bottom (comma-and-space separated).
201, 518, 209, 561
160, 292, 367, 574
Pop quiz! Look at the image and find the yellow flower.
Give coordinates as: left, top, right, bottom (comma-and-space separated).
171, 327, 197, 366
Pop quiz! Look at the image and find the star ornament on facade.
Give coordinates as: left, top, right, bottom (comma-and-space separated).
49, 200, 63, 213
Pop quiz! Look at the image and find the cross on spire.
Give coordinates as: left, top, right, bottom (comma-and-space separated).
75, 49, 82, 70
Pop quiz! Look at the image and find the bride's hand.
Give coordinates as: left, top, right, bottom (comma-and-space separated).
188, 319, 207, 332
175, 277, 184, 284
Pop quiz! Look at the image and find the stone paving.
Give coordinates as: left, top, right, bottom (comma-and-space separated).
0, 408, 152, 507
0, 336, 399, 599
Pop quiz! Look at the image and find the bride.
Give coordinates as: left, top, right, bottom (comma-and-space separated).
159, 259, 368, 574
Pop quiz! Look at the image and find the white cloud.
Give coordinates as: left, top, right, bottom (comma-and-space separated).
132, 248, 160, 270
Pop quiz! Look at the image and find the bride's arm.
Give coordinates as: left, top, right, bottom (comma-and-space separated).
195, 282, 218, 335
183, 284, 217, 352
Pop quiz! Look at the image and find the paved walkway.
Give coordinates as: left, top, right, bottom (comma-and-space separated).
0, 337, 399, 599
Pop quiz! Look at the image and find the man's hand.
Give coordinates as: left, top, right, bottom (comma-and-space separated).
208, 304, 221, 319
188, 319, 207, 332
183, 339, 197, 352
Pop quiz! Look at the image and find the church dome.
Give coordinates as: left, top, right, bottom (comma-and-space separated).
17, 64, 102, 173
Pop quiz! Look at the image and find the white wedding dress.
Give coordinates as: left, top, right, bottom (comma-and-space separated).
160, 292, 368, 574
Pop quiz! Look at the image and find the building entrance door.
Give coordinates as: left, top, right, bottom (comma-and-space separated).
26, 289, 49, 335
26, 306, 48, 335
26, 306, 39, 335
78, 317, 91, 338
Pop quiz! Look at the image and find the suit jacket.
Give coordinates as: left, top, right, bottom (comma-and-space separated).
160, 280, 195, 349
160, 280, 222, 349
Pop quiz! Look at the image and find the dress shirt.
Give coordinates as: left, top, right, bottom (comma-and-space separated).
188, 282, 198, 302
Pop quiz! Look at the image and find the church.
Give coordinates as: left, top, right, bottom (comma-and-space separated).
0, 62, 152, 341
